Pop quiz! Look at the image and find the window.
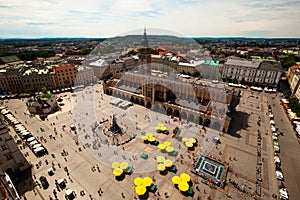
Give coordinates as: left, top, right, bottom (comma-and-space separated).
1, 144, 8, 151
146, 87, 152, 98
5, 153, 13, 161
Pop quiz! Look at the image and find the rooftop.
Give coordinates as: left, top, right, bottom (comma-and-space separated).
225, 59, 260, 69
258, 61, 283, 72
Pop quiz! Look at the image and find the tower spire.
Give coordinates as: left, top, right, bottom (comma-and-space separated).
142, 27, 149, 47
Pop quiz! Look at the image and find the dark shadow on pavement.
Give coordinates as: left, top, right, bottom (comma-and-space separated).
228, 111, 250, 138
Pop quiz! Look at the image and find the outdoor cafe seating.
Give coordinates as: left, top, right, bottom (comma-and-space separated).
112, 161, 133, 179
172, 173, 194, 196
134, 177, 155, 196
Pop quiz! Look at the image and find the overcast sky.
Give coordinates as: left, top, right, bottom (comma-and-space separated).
0, 0, 300, 38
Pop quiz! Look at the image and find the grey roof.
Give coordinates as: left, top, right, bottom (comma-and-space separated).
225, 59, 260, 69
258, 62, 283, 72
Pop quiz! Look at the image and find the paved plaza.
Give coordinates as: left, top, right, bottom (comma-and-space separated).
2, 82, 298, 200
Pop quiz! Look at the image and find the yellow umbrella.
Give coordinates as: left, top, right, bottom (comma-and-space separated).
189, 138, 197, 143
166, 146, 174, 153
178, 181, 189, 192
120, 162, 129, 170
157, 163, 166, 171
182, 137, 188, 142
158, 144, 166, 150
160, 126, 167, 131
185, 142, 193, 147
112, 162, 120, 169
136, 185, 147, 195
172, 176, 180, 184
142, 136, 148, 141
113, 168, 123, 176
180, 173, 191, 182
143, 177, 153, 187
155, 126, 160, 130
157, 156, 165, 163
134, 177, 144, 186
146, 133, 153, 137
148, 136, 156, 142
157, 123, 164, 127
163, 141, 171, 147
164, 159, 173, 167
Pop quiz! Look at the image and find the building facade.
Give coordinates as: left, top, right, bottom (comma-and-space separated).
222, 59, 283, 86
0, 114, 30, 176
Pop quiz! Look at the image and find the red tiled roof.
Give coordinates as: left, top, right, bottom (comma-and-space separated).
290, 65, 300, 70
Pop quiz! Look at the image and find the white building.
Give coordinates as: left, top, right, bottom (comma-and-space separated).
222, 59, 282, 86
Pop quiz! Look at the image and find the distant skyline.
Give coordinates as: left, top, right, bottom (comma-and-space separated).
0, 0, 300, 38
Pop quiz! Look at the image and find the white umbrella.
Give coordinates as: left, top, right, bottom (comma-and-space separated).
33, 144, 42, 148
65, 189, 73, 196
276, 171, 283, 180
272, 136, 278, 141
274, 145, 280, 152
270, 120, 275, 125
274, 156, 280, 163
29, 140, 38, 146
33, 147, 45, 152
58, 178, 65, 184
27, 137, 36, 142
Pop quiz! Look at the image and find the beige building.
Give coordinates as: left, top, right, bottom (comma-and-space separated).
103, 50, 240, 133
287, 65, 300, 96
51, 64, 77, 90
22, 68, 52, 93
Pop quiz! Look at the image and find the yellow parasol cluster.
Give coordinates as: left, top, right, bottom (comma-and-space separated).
156, 156, 173, 171
112, 161, 129, 176
134, 177, 153, 195
155, 123, 167, 132
182, 137, 197, 148
158, 141, 174, 153
172, 173, 191, 192
142, 133, 156, 142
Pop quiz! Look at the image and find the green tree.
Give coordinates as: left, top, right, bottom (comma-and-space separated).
283, 89, 292, 99
281, 55, 296, 69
